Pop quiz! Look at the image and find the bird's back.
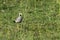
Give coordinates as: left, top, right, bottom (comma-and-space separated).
15, 16, 22, 23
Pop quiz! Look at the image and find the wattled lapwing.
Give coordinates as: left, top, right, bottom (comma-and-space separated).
14, 13, 23, 23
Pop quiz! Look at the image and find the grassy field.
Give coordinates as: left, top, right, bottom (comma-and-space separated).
0, 0, 60, 40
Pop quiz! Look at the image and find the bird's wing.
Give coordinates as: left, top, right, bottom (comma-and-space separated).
15, 16, 22, 22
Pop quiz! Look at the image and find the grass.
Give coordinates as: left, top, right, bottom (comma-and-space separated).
0, 0, 60, 40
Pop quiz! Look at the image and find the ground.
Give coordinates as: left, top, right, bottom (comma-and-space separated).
0, 0, 60, 40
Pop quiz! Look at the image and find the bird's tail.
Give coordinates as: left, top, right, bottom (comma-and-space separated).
13, 21, 15, 23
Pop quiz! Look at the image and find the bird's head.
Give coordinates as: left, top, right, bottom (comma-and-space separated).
19, 13, 22, 16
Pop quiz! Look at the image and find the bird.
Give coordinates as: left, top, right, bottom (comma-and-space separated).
14, 13, 23, 23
